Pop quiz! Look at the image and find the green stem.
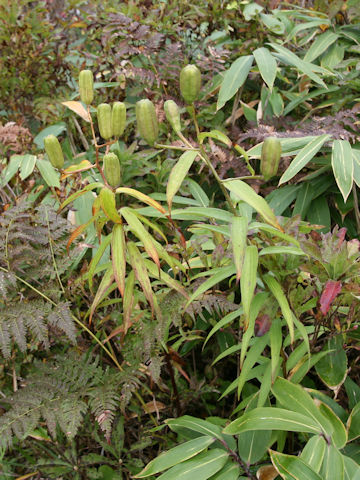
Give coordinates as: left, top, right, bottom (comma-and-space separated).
154, 143, 198, 152
233, 144, 255, 176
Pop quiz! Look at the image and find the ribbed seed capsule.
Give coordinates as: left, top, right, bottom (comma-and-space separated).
97, 103, 113, 140
112, 102, 126, 138
260, 137, 281, 181
103, 152, 121, 188
79, 70, 94, 105
180, 65, 201, 104
44, 134, 64, 169
135, 99, 158, 146
164, 100, 181, 133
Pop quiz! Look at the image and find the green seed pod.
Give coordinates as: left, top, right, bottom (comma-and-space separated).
44, 134, 64, 169
164, 100, 181, 133
97, 103, 113, 140
135, 99, 158, 146
103, 152, 121, 188
180, 65, 201, 104
79, 70, 94, 105
260, 137, 281, 181
112, 102, 126, 138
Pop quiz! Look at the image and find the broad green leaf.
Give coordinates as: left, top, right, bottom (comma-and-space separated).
112, 224, 126, 297
89, 265, 115, 323
250, 222, 300, 246
187, 179, 210, 207
345, 377, 360, 410
270, 450, 323, 480
240, 245, 258, 323
208, 461, 240, 480
237, 395, 272, 464
166, 416, 223, 441
0, 155, 22, 186
266, 185, 300, 216
88, 234, 112, 292
156, 449, 228, 480
319, 402, 347, 448
272, 378, 333, 437
166, 150, 199, 211
248, 136, 321, 158
348, 402, 360, 442
33, 122, 66, 148
217, 55, 254, 110
127, 241, 158, 316
304, 31, 339, 63
315, 336, 347, 388
224, 179, 281, 230
36, 158, 61, 188
332, 140, 353, 202
270, 318, 282, 382
300, 435, 326, 473
320, 445, 344, 480
343, 456, 360, 480
279, 134, 330, 185
223, 408, 322, 435
121, 207, 160, 269
253, 47, 277, 90
293, 183, 315, 219
198, 130, 232, 147
19, 154, 37, 180
263, 274, 294, 343
269, 43, 327, 88
134, 436, 215, 477
307, 196, 330, 233
230, 216, 248, 282
260, 13, 285, 35
352, 149, 360, 189
184, 265, 236, 308
99, 187, 122, 224
170, 207, 232, 223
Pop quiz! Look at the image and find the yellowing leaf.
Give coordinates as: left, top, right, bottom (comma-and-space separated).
62, 101, 91, 122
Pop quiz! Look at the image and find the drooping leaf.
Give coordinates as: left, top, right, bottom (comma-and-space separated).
62, 101, 91, 122
112, 224, 127, 297
99, 187, 122, 224
36, 158, 61, 188
253, 47, 277, 90
116, 187, 166, 214
89, 265, 115, 324
224, 179, 281, 230
198, 130, 232, 148
166, 150, 199, 211
270, 450, 323, 480
320, 280, 342, 315
134, 436, 215, 478
230, 216, 248, 283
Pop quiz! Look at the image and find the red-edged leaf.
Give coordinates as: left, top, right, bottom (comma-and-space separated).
320, 280, 342, 315
66, 216, 97, 253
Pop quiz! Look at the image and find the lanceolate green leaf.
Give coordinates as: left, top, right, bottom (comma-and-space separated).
112, 224, 126, 297
198, 130, 232, 147
223, 407, 323, 435
270, 318, 282, 382
320, 445, 344, 480
88, 234, 112, 292
332, 140, 353, 202
279, 134, 330, 185
304, 31, 339, 63
253, 47, 277, 90
204, 309, 242, 348
89, 265, 115, 324
134, 436, 216, 478
270, 450, 323, 480
224, 179, 281, 230
156, 449, 228, 480
230, 216, 248, 283
166, 150, 199, 211
263, 274, 294, 343
271, 378, 333, 437
217, 55, 254, 110
319, 402, 347, 449
208, 462, 240, 480
301, 435, 326, 473
166, 416, 224, 441
36, 158, 61, 188
240, 245, 258, 323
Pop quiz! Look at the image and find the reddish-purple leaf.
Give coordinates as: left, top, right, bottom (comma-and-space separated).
320, 280, 342, 315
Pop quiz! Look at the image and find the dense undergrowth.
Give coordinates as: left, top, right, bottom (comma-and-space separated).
1, 0, 360, 479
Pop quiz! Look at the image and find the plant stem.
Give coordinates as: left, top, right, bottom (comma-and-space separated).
154, 143, 199, 152
217, 437, 257, 479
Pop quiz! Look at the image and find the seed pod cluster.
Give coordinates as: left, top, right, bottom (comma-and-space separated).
79, 70, 94, 105
180, 65, 201, 104
103, 152, 121, 188
112, 102, 126, 138
135, 99, 159, 146
44, 134, 64, 169
97, 103, 113, 140
164, 100, 181, 133
260, 137, 281, 181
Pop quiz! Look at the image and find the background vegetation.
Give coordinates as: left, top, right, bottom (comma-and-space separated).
0, 0, 360, 479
